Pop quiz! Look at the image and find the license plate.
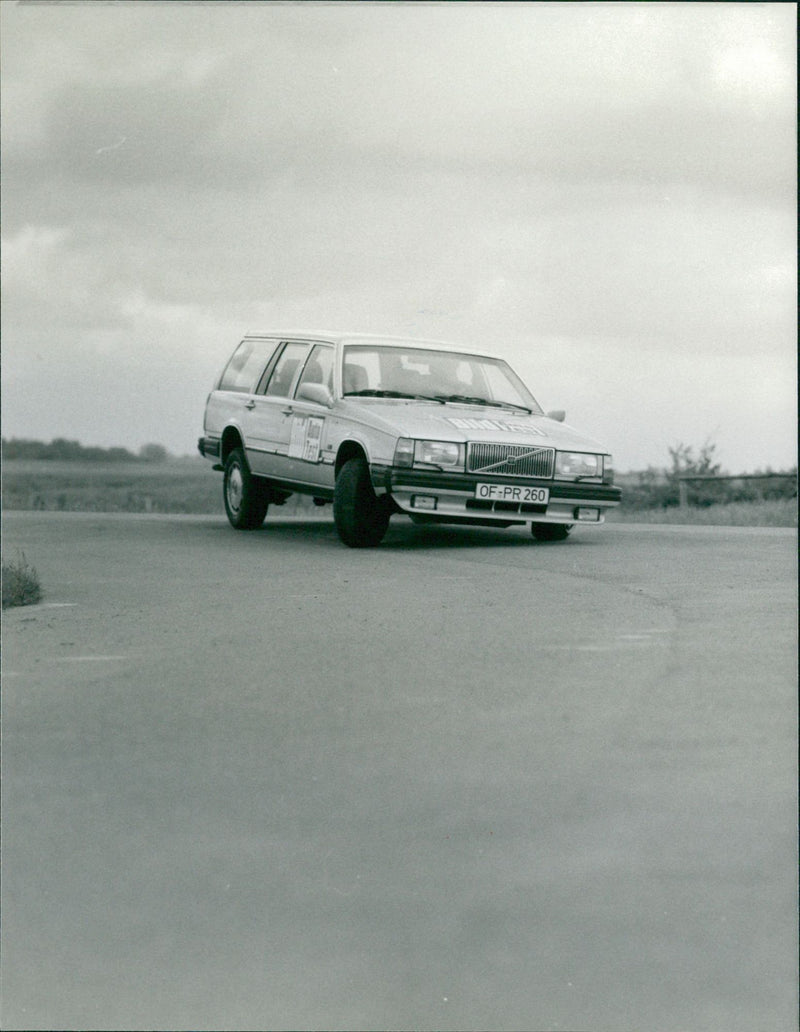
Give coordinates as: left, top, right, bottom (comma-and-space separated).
475, 483, 550, 504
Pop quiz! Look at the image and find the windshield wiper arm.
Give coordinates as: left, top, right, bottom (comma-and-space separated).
434, 394, 497, 407
344, 389, 445, 403
435, 394, 533, 414
495, 401, 533, 414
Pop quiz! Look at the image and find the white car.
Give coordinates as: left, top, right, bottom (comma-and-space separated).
198, 333, 621, 547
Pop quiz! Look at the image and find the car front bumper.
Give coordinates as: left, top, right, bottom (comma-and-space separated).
371, 465, 621, 524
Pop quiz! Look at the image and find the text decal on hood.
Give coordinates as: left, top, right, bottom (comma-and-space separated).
446, 416, 546, 436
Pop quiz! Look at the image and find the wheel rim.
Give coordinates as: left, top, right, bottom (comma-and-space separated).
227, 464, 243, 514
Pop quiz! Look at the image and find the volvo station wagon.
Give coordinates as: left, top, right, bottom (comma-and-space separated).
198, 332, 621, 547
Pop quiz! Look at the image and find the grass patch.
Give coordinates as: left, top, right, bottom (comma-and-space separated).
608, 497, 797, 527
2, 551, 43, 609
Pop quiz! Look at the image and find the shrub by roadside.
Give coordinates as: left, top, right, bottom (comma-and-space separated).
2, 552, 42, 609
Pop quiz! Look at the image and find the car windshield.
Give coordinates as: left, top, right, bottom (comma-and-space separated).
341, 345, 542, 414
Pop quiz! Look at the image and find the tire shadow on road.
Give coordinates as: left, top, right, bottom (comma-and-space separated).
190, 514, 605, 551
217, 517, 603, 551
381, 524, 603, 551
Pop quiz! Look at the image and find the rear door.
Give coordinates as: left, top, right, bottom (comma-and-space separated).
205, 337, 281, 459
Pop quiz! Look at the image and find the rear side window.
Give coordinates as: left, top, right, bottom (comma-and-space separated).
218, 339, 278, 393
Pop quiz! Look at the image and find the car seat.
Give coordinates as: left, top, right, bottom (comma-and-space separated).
343, 363, 369, 394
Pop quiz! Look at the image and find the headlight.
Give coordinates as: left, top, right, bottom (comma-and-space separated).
393, 438, 464, 469
415, 440, 462, 467
555, 451, 602, 478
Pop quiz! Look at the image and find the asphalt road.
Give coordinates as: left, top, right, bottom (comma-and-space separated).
2, 512, 797, 1032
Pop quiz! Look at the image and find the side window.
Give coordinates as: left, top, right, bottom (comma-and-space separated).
294, 345, 334, 397
219, 339, 278, 393
263, 342, 310, 397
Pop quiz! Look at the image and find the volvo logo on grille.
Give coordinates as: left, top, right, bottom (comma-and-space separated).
467, 444, 555, 478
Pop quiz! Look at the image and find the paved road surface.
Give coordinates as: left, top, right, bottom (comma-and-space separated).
2, 512, 797, 1031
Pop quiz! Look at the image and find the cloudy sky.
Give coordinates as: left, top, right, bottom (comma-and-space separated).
1, 1, 795, 471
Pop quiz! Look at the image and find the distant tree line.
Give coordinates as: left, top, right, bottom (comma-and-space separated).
2, 438, 170, 463
621, 440, 797, 510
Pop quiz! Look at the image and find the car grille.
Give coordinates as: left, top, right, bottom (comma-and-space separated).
467, 443, 555, 478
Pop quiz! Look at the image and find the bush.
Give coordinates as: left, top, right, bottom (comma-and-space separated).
138, 443, 169, 463
619, 466, 676, 511
668, 439, 725, 507
1, 437, 140, 463
619, 442, 797, 512
2, 552, 43, 609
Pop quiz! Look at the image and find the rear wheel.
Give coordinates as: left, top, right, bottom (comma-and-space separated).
223, 447, 269, 529
531, 522, 572, 542
334, 456, 390, 547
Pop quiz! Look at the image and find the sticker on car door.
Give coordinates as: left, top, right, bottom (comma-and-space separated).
288, 416, 324, 462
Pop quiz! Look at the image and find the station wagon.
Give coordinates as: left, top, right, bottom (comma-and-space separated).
198, 333, 621, 546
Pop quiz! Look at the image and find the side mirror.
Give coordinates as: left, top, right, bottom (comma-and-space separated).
546, 409, 566, 423
296, 383, 333, 407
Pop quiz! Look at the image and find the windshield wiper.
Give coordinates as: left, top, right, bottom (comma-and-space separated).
344, 389, 445, 403
434, 394, 533, 414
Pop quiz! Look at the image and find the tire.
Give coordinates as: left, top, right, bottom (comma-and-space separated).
334, 456, 390, 547
531, 522, 572, 542
223, 447, 269, 529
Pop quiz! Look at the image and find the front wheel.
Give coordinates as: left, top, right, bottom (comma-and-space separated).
531, 522, 572, 542
223, 448, 269, 529
334, 456, 390, 547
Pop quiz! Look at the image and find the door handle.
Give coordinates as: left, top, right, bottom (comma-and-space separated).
244, 400, 256, 410
282, 406, 294, 416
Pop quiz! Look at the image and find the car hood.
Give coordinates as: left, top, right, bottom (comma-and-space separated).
339, 399, 607, 452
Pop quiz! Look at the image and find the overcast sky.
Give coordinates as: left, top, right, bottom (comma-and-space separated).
1, 1, 796, 471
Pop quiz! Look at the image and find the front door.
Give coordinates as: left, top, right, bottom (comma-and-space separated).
278, 344, 336, 489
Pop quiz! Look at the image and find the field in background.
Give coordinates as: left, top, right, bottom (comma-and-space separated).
2, 459, 796, 526
0, 459, 315, 515
606, 498, 797, 527
2, 459, 222, 514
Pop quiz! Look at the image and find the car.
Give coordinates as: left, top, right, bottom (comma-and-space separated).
198, 332, 621, 547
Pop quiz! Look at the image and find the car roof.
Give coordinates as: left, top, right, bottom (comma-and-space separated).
241, 331, 502, 359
